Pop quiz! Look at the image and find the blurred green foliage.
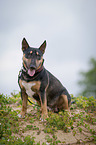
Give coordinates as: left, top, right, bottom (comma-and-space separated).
78, 58, 96, 98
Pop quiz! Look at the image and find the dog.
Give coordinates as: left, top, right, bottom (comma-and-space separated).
18, 38, 71, 119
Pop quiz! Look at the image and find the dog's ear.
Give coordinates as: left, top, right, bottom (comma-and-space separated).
39, 40, 46, 54
22, 38, 29, 51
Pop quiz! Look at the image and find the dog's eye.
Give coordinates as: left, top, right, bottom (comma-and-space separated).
36, 52, 41, 60
36, 52, 39, 55
30, 51, 32, 54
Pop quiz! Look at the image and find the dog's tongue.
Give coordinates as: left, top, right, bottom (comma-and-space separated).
28, 69, 35, 77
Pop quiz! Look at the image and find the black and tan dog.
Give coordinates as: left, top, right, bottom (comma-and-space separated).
18, 38, 71, 119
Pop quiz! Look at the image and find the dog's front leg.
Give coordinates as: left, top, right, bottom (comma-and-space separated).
20, 90, 28, 118
39, 91, 48, 120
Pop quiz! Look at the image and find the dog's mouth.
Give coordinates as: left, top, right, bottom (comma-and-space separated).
28, 69, 35, 77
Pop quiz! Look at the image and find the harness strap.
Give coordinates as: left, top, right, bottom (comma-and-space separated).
28, 98, 39, 107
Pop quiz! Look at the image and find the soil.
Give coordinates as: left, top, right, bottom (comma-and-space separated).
9, 102, 96, 145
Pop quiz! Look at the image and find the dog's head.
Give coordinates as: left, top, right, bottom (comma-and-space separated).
21, 38, 46, 77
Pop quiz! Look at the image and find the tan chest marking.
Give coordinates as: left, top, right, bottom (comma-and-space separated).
21, 80, 41, 98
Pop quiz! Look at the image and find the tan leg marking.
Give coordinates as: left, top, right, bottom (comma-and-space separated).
58, 94, 69, 111
20, 91, 28, 117
62, 94, 69, 109
39, 93, 48, 120
41, 99, 48, 119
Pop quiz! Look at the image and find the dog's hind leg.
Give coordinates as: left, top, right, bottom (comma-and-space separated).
58, 94, 69, 111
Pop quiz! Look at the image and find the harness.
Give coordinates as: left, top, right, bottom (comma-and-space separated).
18, 64, 44, 107
28, 98, 39, 107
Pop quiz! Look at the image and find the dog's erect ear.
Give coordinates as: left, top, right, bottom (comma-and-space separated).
22, 38, 29, 51
39, 40, 46, 54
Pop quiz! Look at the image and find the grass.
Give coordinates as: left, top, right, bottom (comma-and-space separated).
0, 93, 96, 144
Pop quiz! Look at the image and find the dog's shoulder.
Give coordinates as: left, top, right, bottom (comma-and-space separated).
46, 69, 63, 86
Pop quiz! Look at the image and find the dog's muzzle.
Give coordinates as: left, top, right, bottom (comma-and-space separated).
28, 64, 36, 77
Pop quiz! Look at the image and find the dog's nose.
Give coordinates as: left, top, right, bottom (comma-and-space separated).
30, 64, 36, 69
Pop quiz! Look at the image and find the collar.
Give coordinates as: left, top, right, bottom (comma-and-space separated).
36, 65, 43, 73
22, 65, 44, 76
20, 65, 44, 81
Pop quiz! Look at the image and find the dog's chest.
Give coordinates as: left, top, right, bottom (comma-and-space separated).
21, 81, 41, 98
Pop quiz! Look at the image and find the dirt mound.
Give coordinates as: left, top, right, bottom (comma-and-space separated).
0, 94, 96, 144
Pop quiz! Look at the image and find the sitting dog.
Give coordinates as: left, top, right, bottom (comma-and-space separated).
18, 38, 71, 119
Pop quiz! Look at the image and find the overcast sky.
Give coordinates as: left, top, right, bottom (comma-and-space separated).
0, 0, 96, 96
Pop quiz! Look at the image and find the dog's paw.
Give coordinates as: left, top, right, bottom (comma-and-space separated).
40, 117, 46, 122
40, 114, 48, 122
17, 114, 25, 118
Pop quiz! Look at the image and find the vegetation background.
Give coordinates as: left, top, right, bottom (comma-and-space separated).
78, 58, 96, 99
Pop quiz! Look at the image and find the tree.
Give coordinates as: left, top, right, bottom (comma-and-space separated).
78, 58, 96, 98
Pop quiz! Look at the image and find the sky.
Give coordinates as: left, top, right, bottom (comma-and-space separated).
0, 0, 96, 97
